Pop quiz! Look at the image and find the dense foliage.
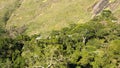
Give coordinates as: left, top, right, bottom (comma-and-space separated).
0, 10, 120, 68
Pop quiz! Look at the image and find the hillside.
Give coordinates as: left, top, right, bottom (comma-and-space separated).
0, 0, 119, 36
5, 0, 94, 35
0, 10, 120, 68
0, 0, 120, 68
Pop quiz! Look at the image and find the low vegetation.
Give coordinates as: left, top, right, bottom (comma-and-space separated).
0, 10, 120, 68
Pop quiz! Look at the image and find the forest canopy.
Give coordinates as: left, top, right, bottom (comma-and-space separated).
0, 10, 120, 68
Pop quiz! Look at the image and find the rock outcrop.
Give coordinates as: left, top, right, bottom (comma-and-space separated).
92, 0, 109, 17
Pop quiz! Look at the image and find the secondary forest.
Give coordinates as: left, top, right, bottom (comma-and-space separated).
0, 10, 120, 68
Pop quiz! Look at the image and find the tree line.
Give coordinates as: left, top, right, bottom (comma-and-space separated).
0, 10, 120, 68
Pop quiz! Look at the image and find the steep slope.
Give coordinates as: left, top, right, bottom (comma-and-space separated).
0, 0, 22, 27
1, 10, 119, 68
5, 0, 95, 35
112, 0, 120, 22
92, 0, 120, 17
3, 0, 120, 36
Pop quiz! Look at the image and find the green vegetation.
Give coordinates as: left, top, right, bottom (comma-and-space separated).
0, 0, 120, 35
0, 10, 120, 68
0, 0, 22, 27
5, 0, 95, 35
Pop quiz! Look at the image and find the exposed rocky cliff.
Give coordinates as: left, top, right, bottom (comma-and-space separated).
92, 0, 120, 17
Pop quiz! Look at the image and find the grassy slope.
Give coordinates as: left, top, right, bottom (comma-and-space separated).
5, 0, 95, 35
0, 0, 17, 26
1, 0, 120, 35
114, 5, 120, 22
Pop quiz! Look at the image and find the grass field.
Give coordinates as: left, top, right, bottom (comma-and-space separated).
5, 0, 95, 35
0, 0, 17, 26
0, 0, 119, 35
